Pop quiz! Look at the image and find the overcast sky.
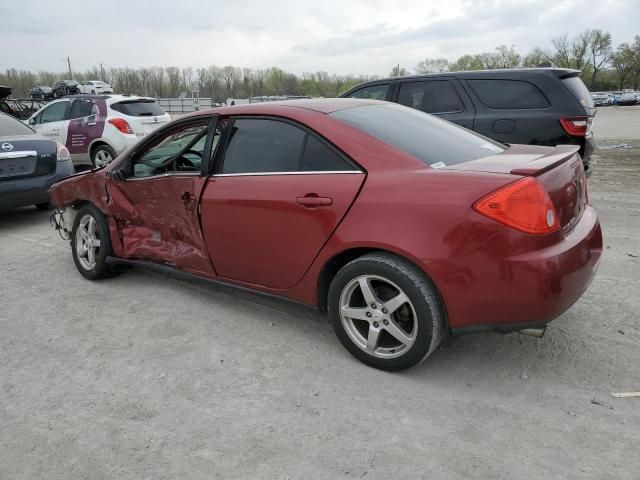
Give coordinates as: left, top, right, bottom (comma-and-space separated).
1, 0, 638, 76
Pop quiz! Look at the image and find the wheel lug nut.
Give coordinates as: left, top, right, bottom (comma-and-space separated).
383, 319, 389, 325
382, 308, 387, 314
366, 312, 372, 318
371, 303, 377, 309
373, 321, 379, 328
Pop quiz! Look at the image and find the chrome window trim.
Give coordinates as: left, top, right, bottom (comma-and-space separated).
0, 150, 37, 159
212, 170, 364, 177
125, 172, 201, 182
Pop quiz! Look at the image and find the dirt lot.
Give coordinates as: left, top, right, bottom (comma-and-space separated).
1, 108, 639, 480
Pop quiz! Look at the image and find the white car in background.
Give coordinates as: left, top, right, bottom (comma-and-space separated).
26, 94, 171, 168
77, 80, 113, 95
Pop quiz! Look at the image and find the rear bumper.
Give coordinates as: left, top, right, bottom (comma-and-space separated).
0, 160, 75, 210
430, 205, 603, 333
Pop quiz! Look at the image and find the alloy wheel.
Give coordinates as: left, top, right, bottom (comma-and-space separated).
94, 149, 113, 167
75, 214, 101, 270
339, 275, 418, 359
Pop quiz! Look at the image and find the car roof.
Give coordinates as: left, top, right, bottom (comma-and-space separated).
347, 68, 581, 87
183, 98, 384, 118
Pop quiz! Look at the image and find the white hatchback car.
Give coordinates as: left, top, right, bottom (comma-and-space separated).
26, 95, 171, 168
77, 80, 113, 95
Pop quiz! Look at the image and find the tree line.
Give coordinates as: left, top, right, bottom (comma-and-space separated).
2, 29, 639, 100
415, 31, 640, 90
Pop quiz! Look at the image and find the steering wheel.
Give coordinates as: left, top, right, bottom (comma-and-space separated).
172, 149, 202, 171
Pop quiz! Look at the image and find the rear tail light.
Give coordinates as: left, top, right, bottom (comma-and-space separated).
559, 116, 593, 137
108, 118, 133, 134
56, 143, 71, 162
473, 177, 560, 235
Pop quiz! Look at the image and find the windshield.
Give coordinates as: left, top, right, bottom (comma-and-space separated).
110, 99, 166, 117
562, 76, 594, 109
330, 103, 505, 167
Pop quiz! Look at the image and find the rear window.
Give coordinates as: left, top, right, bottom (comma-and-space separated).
562, 76, 594, 109
110, 100, 166, 117
468, 80, 550, 109
0, 113, 35, 136
330, 103, 504, 167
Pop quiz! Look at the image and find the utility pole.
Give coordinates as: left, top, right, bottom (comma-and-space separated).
100, 62, 105, 81
66, 56, 72, 78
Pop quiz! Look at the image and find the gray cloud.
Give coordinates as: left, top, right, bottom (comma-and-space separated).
1, 0, 638, 75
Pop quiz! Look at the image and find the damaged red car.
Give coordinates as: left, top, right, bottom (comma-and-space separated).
50, 99, 603, 370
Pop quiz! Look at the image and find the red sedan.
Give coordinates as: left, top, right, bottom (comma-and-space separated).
50, 99, 603, 370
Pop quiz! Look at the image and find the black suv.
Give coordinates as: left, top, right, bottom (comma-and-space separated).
340, 68, 595, 173
52, 80, 79, 98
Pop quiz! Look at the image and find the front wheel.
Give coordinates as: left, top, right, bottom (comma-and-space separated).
328, 253, 445, 371
71, 204, 117, 280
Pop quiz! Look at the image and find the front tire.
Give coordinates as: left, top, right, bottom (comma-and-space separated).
328, 253, 444, 371
71, 204, 117, 280
91, 144, 116, 168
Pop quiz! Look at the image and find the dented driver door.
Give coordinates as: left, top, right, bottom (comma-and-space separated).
105, 116, 218, 275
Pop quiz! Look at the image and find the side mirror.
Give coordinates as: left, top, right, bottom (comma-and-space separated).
28, 117, 36, 125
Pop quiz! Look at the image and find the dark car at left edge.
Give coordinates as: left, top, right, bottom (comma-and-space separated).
0, 112, 75, 211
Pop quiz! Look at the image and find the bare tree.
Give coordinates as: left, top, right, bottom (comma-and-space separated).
415, 58, 450, 74
589, 30, 613, 87
571, 30, 594, 72
551, 33, 572, 68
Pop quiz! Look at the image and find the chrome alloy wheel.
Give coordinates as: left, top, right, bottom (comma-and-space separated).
94, 149, 113, 167
339, 275, 418, 359
75, 214, 101, 270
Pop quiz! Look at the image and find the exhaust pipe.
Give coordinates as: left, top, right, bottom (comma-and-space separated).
518, 327, 546, 338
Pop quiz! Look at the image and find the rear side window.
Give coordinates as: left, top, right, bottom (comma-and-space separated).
331, 103, 505, 167
69, 100, 96, 119
0, 113, 35, 135
222, 119, 306, 173
110, 100, 166, 117
468, 79, 550, 109
222, 118, 356, 174
397, 81, 463, 113
346, 84, 389, 100
562, 76, 594, 109
301, 135, 354, 171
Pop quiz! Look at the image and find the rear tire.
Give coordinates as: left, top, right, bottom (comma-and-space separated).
91, 144, 116, 168
328, 253, 445, 371
70, 204, 117, 280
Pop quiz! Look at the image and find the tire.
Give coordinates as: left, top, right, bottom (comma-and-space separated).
91, 144, 116, 168
328, 253, 445, 371
70, 204, 117, 280
35, 202, 52, 211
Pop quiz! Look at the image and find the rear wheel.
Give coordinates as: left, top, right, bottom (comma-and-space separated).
71, 204, 117, 280
328, 253, 444, 371
91, 144, 116, 168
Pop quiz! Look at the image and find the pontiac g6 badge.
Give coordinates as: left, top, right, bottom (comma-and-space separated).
1, 142, 14, 152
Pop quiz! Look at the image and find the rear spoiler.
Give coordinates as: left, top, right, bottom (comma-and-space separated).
510, 145, 580, 176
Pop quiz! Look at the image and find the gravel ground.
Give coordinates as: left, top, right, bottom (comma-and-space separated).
1, 109, 639, 480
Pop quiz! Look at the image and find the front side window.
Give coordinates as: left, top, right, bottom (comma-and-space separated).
468, 79, 550, 109
397, 81, 463, 114
132, 123, 208, 177
346, 84, 389, 100
39, 101, 68, 123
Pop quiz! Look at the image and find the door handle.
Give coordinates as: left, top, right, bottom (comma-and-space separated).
296, 194, 333, 207
181, 191, 194, 202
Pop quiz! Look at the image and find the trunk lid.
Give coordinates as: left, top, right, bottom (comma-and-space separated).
0, 136, 57, 181
448, 144, 588, 233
